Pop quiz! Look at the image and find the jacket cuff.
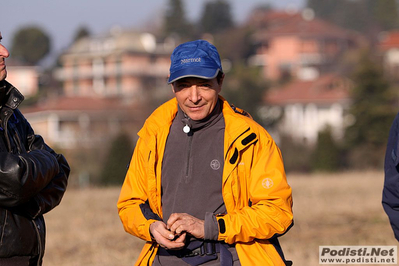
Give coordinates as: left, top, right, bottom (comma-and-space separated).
215, 214, 228, 242
10, 197, 41, 219
142, 219, 157, 241
204, 212, 219, 240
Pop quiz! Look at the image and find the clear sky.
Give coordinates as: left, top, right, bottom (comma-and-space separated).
1, 0, 305, 63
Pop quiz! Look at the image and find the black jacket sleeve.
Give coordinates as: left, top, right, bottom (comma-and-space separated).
26, 134, 70, 218
5, 111, 70, 218
0, 149, 60, 207
382, 112, 399, 241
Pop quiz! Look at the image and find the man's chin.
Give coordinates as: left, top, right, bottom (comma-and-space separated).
185, 108, 208, 121
0, 72, 6, 82
187, 114, 207, 121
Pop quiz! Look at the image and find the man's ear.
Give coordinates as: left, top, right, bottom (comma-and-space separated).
171, 83, 175, 93
218, 73, 225, 92
218, 73, 225, 86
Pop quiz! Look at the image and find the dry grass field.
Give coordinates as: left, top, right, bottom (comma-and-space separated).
42, 171, 397, 266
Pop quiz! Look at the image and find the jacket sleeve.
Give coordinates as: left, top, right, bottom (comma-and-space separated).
216, 135, 293, 244
5, 115, 69, 218
382, 113, 399, 241
117, 138, 157, 242
21, 134, 70, 218
0, 148, 59, 208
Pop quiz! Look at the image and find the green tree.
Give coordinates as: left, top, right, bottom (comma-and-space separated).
222, 64, 268, 123
374, 0, 399, 30
73, 26, 91, 42
306, 0, 337, 19
100, 132, 134, 186
199, 0, 234, 34
163, 0, 193, 39
344, 50, 397, 169
214, 26, 256, 64
279, 135, 312, 173
307, 0, 399, 34
11, 26, 51, 65
311, 126, 341, 172
307, 0, 370, 33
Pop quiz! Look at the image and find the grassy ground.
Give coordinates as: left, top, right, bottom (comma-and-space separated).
43, 171, 397, 266
279, 171, 397, 265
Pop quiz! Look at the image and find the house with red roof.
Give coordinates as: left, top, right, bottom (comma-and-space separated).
247, 9, 363, 81
262, 74, 352, 145
246, 9, 366, 145
22, 96, 150, 150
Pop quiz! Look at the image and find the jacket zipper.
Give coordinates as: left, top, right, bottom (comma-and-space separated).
2, 117, 11, 152
11, 125, 23, 153
0, 211, 7, 246
32, 220, 43, 266
185, 134, 193, 181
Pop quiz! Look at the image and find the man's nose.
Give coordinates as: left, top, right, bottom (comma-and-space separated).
0, 44, 10, 58
188, 86, 200, 102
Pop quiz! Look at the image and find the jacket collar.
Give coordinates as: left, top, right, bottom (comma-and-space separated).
0, 80, 24, 109
220, 96, 258, 149
138, 97, 177, 140
139, 95, 259, 152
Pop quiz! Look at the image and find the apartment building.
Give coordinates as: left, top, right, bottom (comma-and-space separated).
23, 29, 175, 150
54, 29, 173, 100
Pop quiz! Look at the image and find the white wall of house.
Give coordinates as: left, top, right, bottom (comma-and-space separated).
280, 102, 344, 145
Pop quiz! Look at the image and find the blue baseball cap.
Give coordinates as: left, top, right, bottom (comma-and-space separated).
168, 40, 223, 84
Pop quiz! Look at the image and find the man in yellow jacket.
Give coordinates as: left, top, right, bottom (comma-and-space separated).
118, 40, 293, 266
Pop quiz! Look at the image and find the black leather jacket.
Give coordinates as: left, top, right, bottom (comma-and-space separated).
0, 81, 69, 265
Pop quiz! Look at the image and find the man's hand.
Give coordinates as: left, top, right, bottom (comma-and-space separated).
167, 213, 205, 239
149, 221, 186, 250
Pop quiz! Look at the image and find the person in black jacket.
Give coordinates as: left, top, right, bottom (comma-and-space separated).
383, 112, 399, 241
0, 32, 70, 265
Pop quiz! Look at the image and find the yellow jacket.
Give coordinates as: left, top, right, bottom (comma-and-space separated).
117, 96, 293, 265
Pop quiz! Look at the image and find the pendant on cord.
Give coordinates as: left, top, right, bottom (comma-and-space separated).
183, 125, 190, 133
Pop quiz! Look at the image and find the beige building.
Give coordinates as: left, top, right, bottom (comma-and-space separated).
21, 29, 178, 184
23, 29, 175, 150
54, 29, 173, 100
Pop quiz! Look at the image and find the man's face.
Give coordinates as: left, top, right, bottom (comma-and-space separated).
0, 32, 10, 81
172, 76, 224, 121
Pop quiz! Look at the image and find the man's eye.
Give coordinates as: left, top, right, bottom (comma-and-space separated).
177, 84, 189, 90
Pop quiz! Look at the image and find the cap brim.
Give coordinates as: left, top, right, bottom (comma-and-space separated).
168, 68, 220, 84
